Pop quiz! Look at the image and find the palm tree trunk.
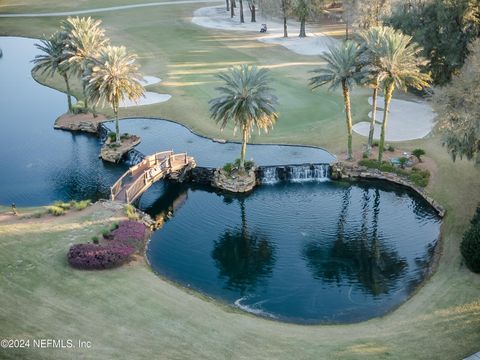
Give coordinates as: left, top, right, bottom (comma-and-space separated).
342, 80, 353, 160
282, 0, 288, 37
82, 81, 88, 110
299, 17, 306, 37
114, 102, 120, 145
378, 82, 394, 162
231, 0, 235, 17
239, 0, 244, 23
368, 80, 379, 151
226, 0, 230, 11
62, 73, 73, 113
250, 3, 256, 22
240, 126, 248, 169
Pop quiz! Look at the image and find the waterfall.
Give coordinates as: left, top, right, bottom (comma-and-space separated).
258, 164, 330, 184
260, 167, 278, 184
124, 149, 145, 166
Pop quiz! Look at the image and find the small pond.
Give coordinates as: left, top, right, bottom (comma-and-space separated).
144, 180, 441, 324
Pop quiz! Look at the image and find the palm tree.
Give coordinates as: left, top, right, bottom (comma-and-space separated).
373, 29, 431, 161
356, 27, 392, 154
209, 64, 278, 170
310, 41, 360, 160
61, 16, 109, 112
85, 46, 145, 144
32, 31, 73, 113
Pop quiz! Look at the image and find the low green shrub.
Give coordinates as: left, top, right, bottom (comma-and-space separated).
110, 222, 119, 231
223, 162, 234, 173
372, 140, 379, 147
54, 201, 72, 210
125, 204, 140, 221
399, 157, 408, 169
358, 159, 430, 187
233, 158, 255, 170
47, 205, 65, 216
72, 200, 91, 211
461, 206, 480, 273
107, 132, 117, 143
71, 101, 87, 115
91, 236, 99, 244
388, 145, 395, 152
409, 168, 430, 187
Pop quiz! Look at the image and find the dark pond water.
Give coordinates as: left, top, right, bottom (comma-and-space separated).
0, 37, 334, 206
145, 180, 441, 324
0, 37, 128, 206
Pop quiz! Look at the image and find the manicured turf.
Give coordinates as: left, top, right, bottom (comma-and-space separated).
0, 1, 479, 359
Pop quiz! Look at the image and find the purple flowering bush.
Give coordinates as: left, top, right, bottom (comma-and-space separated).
67, 220, 147, 270
68, 243, 135, 270
110, 220, 147, 250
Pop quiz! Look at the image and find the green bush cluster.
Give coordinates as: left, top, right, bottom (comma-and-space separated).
358, 159, 430, 187
461, 205, 480, 273
125, 204, 140, 221
107, 132, 117, 143
223, 162, 234, 173
46, 200, 91, 216
47, 205, 65, 216
409, 168, 430, 187
71, 101, 87, 115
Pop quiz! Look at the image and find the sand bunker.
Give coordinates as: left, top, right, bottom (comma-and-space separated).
119, 76, 170, 107
120, 92, 171, 108
192, 6, 335, 56
140, 76, 162, 86
353, 97, 435, 142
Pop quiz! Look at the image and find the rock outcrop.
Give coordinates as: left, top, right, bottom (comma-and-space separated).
100, 135, 141, 163
331, 162, 445, 217
212, 167, 257, 193
54, 113, 107, 134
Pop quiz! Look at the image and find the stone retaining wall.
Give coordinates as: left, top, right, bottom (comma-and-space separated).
331, 162, 446, 217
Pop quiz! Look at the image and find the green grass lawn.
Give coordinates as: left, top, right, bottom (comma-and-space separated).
0, 1, 479, 359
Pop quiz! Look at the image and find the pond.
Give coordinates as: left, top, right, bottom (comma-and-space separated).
1, 36, 442, 324
144, 180, 441, 324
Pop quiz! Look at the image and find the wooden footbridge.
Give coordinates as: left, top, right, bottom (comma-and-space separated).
110, 150, 195, 204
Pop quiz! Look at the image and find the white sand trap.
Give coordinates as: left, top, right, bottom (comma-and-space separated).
192, 6, 336, 56
353, 96, 435, 142
120, 91, 171, 108
140, 76, 162, 86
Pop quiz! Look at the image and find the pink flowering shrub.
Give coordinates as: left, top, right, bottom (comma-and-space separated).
68, 243, 135, 270
110, 220, 147, 250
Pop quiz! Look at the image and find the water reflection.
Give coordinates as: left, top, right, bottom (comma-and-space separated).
303, 187, 407, 296
212, 198, 276, 295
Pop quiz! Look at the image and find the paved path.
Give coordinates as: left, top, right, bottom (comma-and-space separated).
464, 352, 480, 360
0, 0, 221, 17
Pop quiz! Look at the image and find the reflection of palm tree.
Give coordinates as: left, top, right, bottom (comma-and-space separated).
303, 186, 407, 296
212, 199, 275, 295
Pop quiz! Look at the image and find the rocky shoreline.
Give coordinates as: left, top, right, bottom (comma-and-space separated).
331, 162, 445, 217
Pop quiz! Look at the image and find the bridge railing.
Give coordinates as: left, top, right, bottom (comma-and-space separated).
112, 150, 194, 203
111, 171, 132, 200
169, 153, 188, 167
